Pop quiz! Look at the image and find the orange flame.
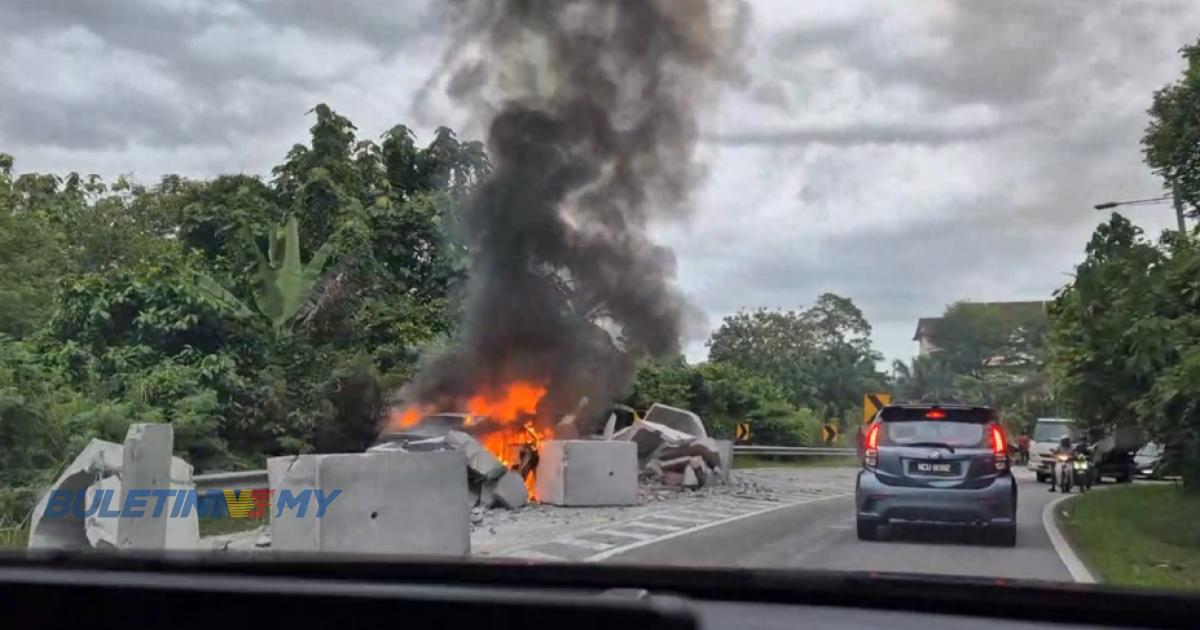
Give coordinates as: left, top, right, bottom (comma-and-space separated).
388, 382, 551, 501
465, 382, 547, 423
389, 406, 426, 430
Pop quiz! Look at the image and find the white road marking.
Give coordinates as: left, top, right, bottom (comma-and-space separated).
591, 528, 657, 541
623, 521, 680, 532
1042, 493, 1097, 584
506, 548, 568, 561
644, 514, 711, 525
554, 536, 616, 551
586, 493, 852, 562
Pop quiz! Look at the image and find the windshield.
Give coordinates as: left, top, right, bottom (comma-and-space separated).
883, 421, 986, 448
1138, 443, 1162, 457
1033, 423, 1074, 443
4, 0, 1200, 599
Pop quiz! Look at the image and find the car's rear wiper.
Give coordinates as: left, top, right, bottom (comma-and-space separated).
903, 441, 956, 453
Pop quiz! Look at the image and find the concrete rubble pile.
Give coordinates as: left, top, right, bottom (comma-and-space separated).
367, 430, 529, 510
611, 403, 733, 490
28, 423, 200, 551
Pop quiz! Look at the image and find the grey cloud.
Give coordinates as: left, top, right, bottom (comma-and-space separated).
240, 0, 440, 57
0, 1, 437, 154
703, 121, 1000, 147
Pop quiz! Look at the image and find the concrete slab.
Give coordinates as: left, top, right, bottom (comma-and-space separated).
682, 466, 700, 488
166, 455, 199, 549
28, 439, 124, 549
658, 437, 721, 469
445, 431, 507, 481
643, 403, 707, 438
535, 440, 637, 506
713, 439, 733, 483
269, 450, 470, 556
117, 424, 173, 550
28, 432, 199, 551
612, 420, 694, 465
489, 470, 528, 509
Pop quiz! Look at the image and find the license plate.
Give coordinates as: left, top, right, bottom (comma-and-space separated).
911, 461, 956, 475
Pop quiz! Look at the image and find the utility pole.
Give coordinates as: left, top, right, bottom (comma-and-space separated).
1172, 181, 1187, 234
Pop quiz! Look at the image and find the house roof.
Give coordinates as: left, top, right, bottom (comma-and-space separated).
912, 301, 1047, 341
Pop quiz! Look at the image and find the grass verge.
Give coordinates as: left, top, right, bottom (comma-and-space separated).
733, 454, 859, 469
0, 523, 29, 548
1058, 484, 1200, 590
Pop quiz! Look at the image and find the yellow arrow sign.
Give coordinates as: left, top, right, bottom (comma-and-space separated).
862, 393, 891, 424
735, 422, 752, 443
821, 423, 839, 444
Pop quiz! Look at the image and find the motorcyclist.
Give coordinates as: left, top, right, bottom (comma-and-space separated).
1048, 435, 1072, 492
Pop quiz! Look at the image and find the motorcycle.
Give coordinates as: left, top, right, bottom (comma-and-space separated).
1071, 446, 1092, 493
1053, 451, 1073, 493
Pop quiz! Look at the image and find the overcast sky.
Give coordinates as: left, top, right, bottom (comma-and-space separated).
3, 0, 1199, 365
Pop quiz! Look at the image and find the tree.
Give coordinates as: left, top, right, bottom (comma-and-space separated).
1049, 215, 1163, 436
891, 355, 957, 403
625, 358, 817, 446
0, 104, 486, 476
707, 294, 883, 423
1143, 39, 1200, 212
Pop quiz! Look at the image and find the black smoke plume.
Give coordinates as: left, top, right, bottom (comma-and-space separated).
410, 0, 748, 426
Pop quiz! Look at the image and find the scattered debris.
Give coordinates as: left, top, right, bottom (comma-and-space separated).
369, 427, 528, 511
643, 403, 707, 439
610, 407, 727, 490
28, 424, 199, 551
488, 470, 529, 509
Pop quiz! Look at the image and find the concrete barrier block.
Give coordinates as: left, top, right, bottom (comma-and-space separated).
117, 424, 173, 550
713, 439, 733, 483
488, 470, 528, 509
269, 450, 470, 556
643, 403, 707, 438
535, 440, 637, 506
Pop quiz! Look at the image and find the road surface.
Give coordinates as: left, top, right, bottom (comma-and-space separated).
609, 469, 1073, 582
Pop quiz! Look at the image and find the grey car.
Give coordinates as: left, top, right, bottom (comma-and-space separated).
856, 404, 1018, 546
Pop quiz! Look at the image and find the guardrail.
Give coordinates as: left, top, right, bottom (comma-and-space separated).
192, 445, 858, 489
733, 445, 857, 457
193, 470, 268, 491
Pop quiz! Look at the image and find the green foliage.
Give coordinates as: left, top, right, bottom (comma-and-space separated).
0, 104, 483, 482
707, 293, 884, 424
626, 358, 817, 446
1049, 214, 1200, 490
247, 216, 334, 338
897, 299, 1052, 434
1143, 39, 1200, 211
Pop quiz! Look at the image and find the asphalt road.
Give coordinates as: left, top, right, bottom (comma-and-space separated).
610, 470, 1074, 583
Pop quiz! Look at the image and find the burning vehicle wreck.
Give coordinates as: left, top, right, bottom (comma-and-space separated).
369, 389, 731, 516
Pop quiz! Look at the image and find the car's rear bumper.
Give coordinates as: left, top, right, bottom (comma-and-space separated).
856, 470, 1016, 527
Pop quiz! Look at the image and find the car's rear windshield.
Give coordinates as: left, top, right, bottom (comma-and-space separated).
879, 408, 992, 447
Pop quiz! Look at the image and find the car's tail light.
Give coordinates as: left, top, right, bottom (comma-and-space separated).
864, 422, 881, 467
990, 424, 1008, 471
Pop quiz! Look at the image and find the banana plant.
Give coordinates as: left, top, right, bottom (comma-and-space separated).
193, 216, 333, 338
251, 215, 334, 339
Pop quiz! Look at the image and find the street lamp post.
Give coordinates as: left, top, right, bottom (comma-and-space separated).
1094, 183, 1187, 233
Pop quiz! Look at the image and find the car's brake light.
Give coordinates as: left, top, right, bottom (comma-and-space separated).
990, 424, 1008, 471
864, 422, 880, 467
925, 409, 946, 419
